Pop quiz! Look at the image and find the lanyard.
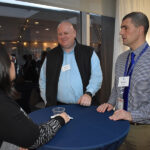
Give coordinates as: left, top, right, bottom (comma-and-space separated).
124, 43, 149, 76
123, 43, 149, 111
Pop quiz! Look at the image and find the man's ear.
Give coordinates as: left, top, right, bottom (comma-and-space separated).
73, 29, 77, 38
139, 26, 144, 34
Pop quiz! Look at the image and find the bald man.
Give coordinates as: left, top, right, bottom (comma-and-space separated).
39, 21, 103, 107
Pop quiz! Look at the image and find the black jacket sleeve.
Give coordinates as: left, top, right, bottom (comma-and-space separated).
0, 98, 40, 148
0, 94, 65, 149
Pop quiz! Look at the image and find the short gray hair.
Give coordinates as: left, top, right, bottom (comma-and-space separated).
122, 12, 149, 35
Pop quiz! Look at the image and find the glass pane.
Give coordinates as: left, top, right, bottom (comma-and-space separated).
0, 3, 80, 63
90, 13, 102, 53
90, 13, 115, 104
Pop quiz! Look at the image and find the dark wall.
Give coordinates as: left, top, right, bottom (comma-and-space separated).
96, 16, 115, 104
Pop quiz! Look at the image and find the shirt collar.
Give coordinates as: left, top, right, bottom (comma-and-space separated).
129, 42, 148, 58
63, 41, 76, 54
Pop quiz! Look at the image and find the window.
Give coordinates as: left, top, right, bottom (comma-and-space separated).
0, 2, 80, 63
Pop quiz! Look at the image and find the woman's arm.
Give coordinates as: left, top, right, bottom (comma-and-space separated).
0, 96, 66, 149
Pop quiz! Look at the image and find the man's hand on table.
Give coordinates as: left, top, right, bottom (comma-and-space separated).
78, 94, 92, 106
109, 109, 132, 121
97, 103, 113, 113
97, 103, 132, 121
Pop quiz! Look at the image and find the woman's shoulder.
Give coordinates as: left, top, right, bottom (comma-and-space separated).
0, 90, 9, 102
0, 90, 19, 111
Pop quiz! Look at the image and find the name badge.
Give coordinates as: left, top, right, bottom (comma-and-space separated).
118, 76, 129, 87
62, 64, 71, 72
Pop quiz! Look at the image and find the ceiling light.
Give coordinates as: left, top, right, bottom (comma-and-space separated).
1, 42, 5, 45
43, 42, 47, 46
35, 31, 39, 34
12, 47, 17, 50
53, 42, 58, 46
35, 21, 39, 25
11, 41, 17, 44
23, 42, 27, 46
34, 41, 38, 45
45, 28, 49, 31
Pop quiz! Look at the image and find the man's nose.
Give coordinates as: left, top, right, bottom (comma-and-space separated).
119, 30, 122, 35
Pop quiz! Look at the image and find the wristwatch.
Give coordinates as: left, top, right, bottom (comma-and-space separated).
85, 91, 92, 98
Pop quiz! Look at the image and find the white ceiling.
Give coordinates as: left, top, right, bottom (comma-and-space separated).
16, 0, 116, 17
0, 5, 38, 18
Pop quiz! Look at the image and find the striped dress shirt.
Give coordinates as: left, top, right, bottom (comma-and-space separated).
108, 42, 150, 124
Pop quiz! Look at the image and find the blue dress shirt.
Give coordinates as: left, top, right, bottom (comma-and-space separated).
39, 48, 102, 104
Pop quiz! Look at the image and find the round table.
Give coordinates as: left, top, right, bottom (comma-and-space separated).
29, 104, 129, 150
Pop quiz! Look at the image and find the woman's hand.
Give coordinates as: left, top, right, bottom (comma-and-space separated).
59, 112, 70, 123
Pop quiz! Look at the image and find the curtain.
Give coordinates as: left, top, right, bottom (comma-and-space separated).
112, 0, 150, 86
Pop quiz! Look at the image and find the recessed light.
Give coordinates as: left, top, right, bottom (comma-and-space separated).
35, 21, 39, 25
45, 28, 49, 31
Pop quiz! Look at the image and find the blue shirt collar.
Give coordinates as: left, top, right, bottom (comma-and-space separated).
63, 41, 76, 54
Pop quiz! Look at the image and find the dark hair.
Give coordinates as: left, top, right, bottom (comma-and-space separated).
122, 12, 149, 35
0, 46, 19, 99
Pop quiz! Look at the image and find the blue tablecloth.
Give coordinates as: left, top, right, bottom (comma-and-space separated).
29, 105, 129, 150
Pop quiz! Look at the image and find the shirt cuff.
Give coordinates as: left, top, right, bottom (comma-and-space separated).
85, 91, 92, 98
54, 116, 65, 126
